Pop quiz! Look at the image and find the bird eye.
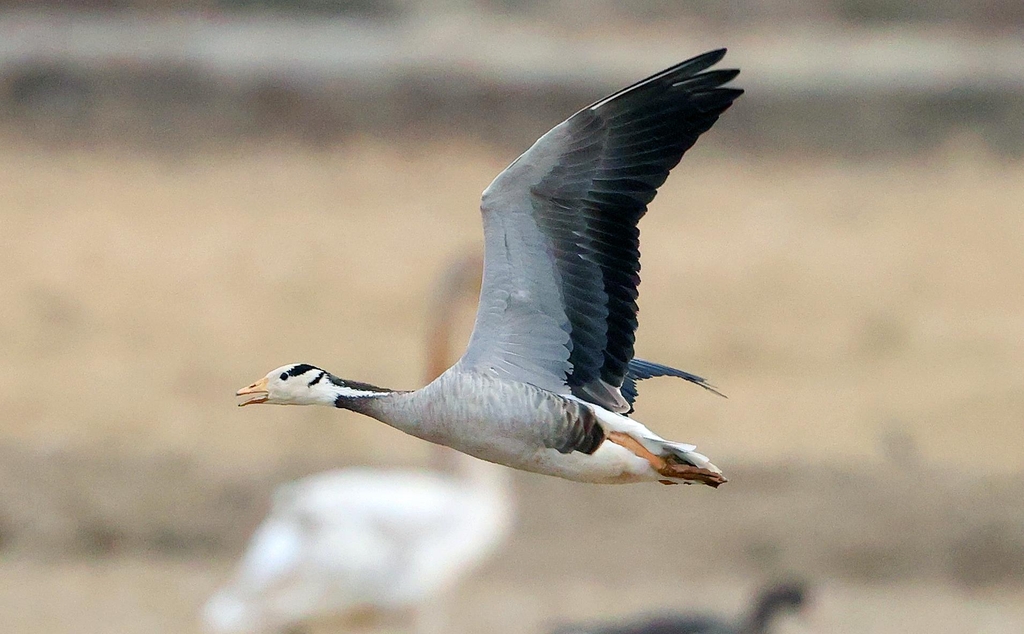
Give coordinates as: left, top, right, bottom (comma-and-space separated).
279, 372, 289, 381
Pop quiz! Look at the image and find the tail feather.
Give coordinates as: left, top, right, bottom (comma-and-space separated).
656, 441, 727, 487
575, 396, 726, 486
659, 441, 721, 474
633, 433, 721, 475
638, 433, 726, 487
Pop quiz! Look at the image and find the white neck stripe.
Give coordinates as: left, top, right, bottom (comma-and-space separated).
334, 385, 385, 399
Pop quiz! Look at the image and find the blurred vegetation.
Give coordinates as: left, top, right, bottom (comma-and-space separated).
0, 0, 1023, 28
0, 0, 1020, 154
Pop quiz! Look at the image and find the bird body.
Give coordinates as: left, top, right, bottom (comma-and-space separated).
238, 49, 743, 487
355, 367, 715, 484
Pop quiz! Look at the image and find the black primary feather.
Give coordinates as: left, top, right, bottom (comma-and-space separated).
529, 49, 742, 409
621, 358, 725, 414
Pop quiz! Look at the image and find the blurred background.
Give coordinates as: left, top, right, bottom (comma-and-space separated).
1, 1, 1023, 632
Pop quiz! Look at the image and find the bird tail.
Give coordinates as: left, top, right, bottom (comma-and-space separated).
584, 400, 727, 488
646, 437, 727, 487
659, 438, 720, 470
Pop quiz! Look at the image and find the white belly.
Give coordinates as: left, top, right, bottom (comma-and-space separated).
514, 441, 658, 484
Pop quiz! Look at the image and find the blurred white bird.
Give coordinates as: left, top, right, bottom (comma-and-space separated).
203, 458, 511, 633
204, 255, 512, 633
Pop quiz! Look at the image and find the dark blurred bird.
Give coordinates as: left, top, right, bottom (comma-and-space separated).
551, 581, 809, 634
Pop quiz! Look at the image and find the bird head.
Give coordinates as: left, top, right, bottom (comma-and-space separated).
236, 363, 331, 406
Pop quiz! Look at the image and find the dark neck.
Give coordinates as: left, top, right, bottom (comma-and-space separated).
746, 595, 796, 634
747, 606, 773, 634
322, 372, 402, 414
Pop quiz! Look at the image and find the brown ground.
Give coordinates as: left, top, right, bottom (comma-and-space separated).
0, 140, 1023, 632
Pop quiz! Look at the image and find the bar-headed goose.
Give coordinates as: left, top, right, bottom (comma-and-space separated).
238, 49, 742, 487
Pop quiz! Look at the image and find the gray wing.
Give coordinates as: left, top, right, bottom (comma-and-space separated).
460, 49, 742, 413
621, 358, 725, 415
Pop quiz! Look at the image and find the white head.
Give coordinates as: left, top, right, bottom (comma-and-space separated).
236, 363, 339, 407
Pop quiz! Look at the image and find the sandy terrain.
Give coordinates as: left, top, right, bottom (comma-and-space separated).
0, 139, 1022, 632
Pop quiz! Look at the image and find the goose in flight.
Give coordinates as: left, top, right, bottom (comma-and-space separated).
238, 49, 742, 487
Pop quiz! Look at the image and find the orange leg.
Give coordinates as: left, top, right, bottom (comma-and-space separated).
606, 432, 726, 488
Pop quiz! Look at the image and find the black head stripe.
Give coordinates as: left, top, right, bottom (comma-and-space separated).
287, 364, 318, 377
307, 371, 326, 387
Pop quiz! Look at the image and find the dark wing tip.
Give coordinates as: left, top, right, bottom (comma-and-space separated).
588, 48, 742, 113
682, 47, 728, 73
698, 380, 728, 399
673, 68, 741, 89
665, 372, 727, 399
627, 358, 728, 400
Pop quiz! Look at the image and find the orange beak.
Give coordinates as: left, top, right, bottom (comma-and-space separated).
236, 377, 269, 406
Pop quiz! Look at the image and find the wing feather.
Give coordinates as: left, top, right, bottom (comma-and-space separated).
621, 358, 725, 414
460, 49, 742, 417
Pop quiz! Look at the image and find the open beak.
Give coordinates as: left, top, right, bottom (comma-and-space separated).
236, 377, 269, 406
